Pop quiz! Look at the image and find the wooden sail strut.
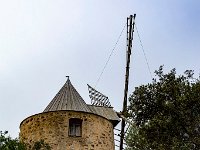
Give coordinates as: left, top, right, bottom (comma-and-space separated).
119, 14, 136, 150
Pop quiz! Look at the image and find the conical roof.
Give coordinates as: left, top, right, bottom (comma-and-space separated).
43, 78, 91, 113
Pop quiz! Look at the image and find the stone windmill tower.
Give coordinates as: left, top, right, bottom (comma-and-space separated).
20, 78, 120, 150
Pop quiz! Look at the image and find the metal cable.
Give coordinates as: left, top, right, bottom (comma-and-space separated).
95, 23, 127, 88
135, 24, 153, 79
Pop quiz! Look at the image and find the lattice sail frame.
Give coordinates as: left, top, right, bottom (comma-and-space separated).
87, 84, 111, 107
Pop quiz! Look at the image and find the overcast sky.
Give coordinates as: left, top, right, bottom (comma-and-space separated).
0, 0, 200, 138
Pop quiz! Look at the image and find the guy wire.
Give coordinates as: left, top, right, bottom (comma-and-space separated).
95, 23, 127, 88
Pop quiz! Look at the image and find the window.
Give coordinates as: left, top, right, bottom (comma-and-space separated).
69, 118, 82, 137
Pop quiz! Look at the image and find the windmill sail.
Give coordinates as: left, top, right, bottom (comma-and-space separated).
119, 14, 136, 150
87, 84, 111, 107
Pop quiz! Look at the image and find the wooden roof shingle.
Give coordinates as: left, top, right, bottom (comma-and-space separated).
43, 78, 91, 113
43, 78, 120, 127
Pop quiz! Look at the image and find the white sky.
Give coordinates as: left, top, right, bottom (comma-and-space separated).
0, 0, 200, 139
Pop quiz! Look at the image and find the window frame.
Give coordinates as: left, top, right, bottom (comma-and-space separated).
68, 118, 82, 137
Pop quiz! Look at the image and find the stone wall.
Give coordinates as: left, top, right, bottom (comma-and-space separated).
20, 111, 115, 150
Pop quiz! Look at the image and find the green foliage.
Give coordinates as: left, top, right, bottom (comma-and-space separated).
32, 140, 51, 150
0, 131, 51, 150
0, 131, 26, 150
126, 66, 200, 150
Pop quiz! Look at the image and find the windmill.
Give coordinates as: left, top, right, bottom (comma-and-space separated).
87, 14, 136, 150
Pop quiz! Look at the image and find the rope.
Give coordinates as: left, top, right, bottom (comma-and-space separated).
95, 23, 127, 88
135, 24, 153, 79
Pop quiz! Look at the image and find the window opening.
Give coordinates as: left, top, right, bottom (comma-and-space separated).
69, 118, 82, 137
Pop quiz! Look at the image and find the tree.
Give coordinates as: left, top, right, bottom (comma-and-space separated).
125, 66, 200, 150
0, 131, 26, 150
31, 140, 51, 150
0, 131, 51, 150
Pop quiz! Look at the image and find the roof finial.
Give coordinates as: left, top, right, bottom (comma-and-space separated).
66, 76, 69, 80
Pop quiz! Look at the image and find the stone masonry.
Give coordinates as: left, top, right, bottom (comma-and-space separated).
20, 110, 115, 150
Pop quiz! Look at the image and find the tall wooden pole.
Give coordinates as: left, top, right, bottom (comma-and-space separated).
119, 14, 136, 150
